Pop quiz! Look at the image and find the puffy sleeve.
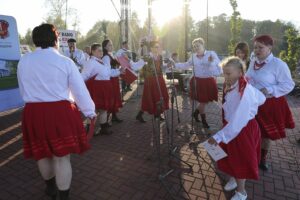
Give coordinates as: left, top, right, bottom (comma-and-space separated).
68, 61, 96, 118
266, 61, 295, 97
81, 61, 96, 81
213, 85, 266, 144
110, 69, 121, 77
209, 51, 222, 76
130, 59, 146, 71
174, 55, 193, 69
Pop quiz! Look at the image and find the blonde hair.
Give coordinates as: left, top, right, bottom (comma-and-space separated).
220, 56, 245, 75
192, 38, 205, 47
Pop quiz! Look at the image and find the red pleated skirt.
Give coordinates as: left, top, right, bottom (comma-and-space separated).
22, 101, 90, 161
189, 77, 218, 103
141, 76, 169, 115
256, 96, 295, 140
109, 77, 123, 113
92, 80, 113, 110
217, 119, 261, 180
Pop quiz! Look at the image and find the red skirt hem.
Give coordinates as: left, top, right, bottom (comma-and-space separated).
256, 96, 295, 140
22, 101, 90, 161
217, 119, 261, 180
189, 77, 218, 103
109, 77, 123, 113
141, 76, 169, 115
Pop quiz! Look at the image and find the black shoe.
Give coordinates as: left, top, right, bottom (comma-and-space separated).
193, 110, 200, 122
58, 189, 69, 200
96, 123, 113, 135
112, 113, 123, 123
127, 87, 133, 91
136, 111, 146, 123
259, 161, 269, 171
45, 177, 57, 200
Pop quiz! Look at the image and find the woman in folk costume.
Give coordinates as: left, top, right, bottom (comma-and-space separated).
135, 40, 169, 122
102, 39, 123, 123
172, 38, 222, 128
82, 43, 124, 135
17, 24, 96, 200
208, 57, 266, 200
246, 35, 295, 170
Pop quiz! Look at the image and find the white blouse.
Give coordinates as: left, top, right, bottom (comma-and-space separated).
17, 47, 96, 118
246, 53, 295, 98
174, 51, 222, 78
213, 82, 266, 144
81, 56, 120, 81
102, 54, 117, 69
130, 59, 146, 71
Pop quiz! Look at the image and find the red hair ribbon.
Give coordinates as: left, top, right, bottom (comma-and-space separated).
238, 76, 247, 97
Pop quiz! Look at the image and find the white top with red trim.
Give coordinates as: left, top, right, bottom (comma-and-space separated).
17, 47, 96, 118
246, 53, 295, 98
81, 56, 120, 81
213, 82, 266, 144
174, 51, 222, 78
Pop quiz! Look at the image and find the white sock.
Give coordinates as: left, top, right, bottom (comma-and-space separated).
98, 110, 107, 124
37, 158, 55, 180
53, 155, 72, 190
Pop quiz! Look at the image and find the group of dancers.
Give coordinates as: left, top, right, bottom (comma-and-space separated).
17, 23, 295, 200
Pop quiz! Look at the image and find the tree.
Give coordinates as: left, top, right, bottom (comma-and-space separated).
279, 26, 300, 73
228, 0, 242, 54
19, 29, 34, 47
44, 0, 79, 31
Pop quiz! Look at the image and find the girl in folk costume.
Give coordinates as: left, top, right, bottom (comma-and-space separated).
102, 39, 123, 123
135, 40, 169, 122
172, 38, 222, 128
234, 42, 250, 71
208, 57, 266, 200
82, 43, 124, 135
17, 24, 96, 200
246, 35, 295, 170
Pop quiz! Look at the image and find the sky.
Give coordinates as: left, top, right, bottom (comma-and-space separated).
0, 0, 299, 36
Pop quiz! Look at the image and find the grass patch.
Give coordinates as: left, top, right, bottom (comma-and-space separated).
0, 74, 18, 90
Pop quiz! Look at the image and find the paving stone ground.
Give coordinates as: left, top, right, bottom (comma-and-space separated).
0, 80, 299, 200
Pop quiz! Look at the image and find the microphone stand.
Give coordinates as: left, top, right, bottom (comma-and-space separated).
150, 55, 192, 200
190, 53, 197, 134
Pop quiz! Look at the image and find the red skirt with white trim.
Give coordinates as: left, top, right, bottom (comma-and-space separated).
141, 75, 169, 115
109, 77, 123, 113
217, 119, 261, 180
22, 101, 90, 161
256, 96, 295, 140
189, 77, 218, 103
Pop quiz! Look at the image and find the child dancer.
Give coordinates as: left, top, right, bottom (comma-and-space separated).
208, 57, 266, 200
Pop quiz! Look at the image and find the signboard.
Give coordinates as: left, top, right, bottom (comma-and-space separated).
0, 15, 21, 60
58, 29, 76, 54
0, 15, 23, 112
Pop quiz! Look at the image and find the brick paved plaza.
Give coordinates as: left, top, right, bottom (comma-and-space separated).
0, 82, 299, 200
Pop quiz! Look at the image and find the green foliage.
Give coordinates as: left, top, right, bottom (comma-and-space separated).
228, 0, 242, 54
18, 1, 299, 63
279, 26, 300, 73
